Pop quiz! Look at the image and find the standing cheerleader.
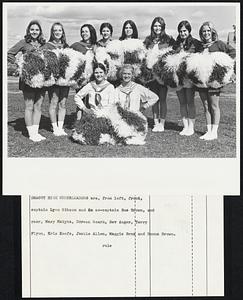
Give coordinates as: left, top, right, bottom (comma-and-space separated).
198, 22, 236, 140
173, 20, 203, 136
7, 20, 46, 142
97, 23, 113, 47
119, 20, 138, 40
42, 22, 69, 136
144, 17, 175, 132
70, 24, 97, 54
70, 24, 97, 119
74, 62, 115, 113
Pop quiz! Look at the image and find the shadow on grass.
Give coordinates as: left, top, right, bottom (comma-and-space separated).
147, 117, 204, 135
64, 112, 77, 130
147, 117, 182, 132
8, 115, 52, 137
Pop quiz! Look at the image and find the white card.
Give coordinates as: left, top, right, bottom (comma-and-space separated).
22, 194, 224, 297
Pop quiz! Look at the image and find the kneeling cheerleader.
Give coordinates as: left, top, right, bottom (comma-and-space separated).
71, 64, 158, 145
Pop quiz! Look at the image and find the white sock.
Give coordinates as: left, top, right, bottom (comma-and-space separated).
32, 124, 39, 135
182, 118, 188, 129
160, 119, 165, 127
52, 122, 58, 131
211, 124, 218, 135
58, 121, 64, 130
207, 124, 212, 133
27, 125, 34, 138
154, 119, 159, 125
188, 119, 195, 131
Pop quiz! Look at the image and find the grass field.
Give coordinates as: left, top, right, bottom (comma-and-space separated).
7, 77, 236, 157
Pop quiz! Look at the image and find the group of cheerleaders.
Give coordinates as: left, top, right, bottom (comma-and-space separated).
8, 17, 236, 143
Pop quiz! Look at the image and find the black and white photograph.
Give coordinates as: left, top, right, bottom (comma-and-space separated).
4, 3, 239, 158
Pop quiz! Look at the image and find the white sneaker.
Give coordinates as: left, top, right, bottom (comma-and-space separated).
200, 131, 211, 140
179, 128, 188, 136
36, 133, 46, 140
204, 132, 217, 141
184, 129, 194, 136
29, 135, 42, 142
57, 129, 68, 136
152, 123, 164, 132
53, 129, 67, 136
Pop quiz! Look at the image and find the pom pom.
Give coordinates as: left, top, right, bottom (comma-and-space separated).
19, 51, 45, 88
186, 51, 234, 88
208, 52, 234, 88
71, 103, 148, 145
42, 50, 59, 87
7, 62, 19, 76
121, 39, 147, 78
139, 46, 172, 84
95, 47, 118, 81
53, 48, 90, 86
186, 52, 214, 88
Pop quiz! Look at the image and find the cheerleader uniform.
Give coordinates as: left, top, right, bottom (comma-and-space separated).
70, 41, 95, 54
74, 80, 115, 111
41, 41, 70, 94
198, 40, 236, 95
8, 39, 45, 92
114, 82, 159, 112
96, 38, 112, 48
143, 34, 175, 131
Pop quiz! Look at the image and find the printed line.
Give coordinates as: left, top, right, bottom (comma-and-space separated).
191, 195, 194, 296
29, 196, 32, 298
149, 195, 152, 296
134, 198, 137, 297
206, 195, 208, 296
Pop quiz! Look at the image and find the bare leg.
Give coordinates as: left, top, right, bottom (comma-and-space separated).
185, 88, 195, 136
176, 88, 188, 135
58, 86, 69, 126
48, 86, 59, 125
199, 90, 213, 140
207, 93, 220, 140
23, 90, 35, 126
33, 89, 45, 140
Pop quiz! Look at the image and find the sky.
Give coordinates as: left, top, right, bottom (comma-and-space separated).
5, 3, 237, 48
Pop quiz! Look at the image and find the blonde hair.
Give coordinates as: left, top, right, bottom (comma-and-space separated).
118, 64, 135, 79
199, 21, 218, 43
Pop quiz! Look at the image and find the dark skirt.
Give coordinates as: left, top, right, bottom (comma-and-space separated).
19, 78, 45, 93
195, 86, 221, 96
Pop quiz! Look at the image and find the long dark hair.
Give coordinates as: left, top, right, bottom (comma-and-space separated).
49, 22, 68, 47
119, 20, 138, 40
24, 20, 45, 45
174, 20, 193, 50
144, 17, 172, 48
80, 24, 97, 45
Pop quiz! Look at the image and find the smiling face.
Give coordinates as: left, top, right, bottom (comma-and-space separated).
179, 25, 190, 40
153, 21, 162, 36
202, 25, 212, 42
121, 68, 133, 83
124, 23, 133, 38
101, 27, 111, 40
81, 26, 91, 42
53, 24, 63, 41
94, 67, 106, 84
29, 24, 40, 40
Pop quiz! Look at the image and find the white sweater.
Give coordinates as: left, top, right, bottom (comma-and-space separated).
114, 83, 159, 112
74, 81, 115, 110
